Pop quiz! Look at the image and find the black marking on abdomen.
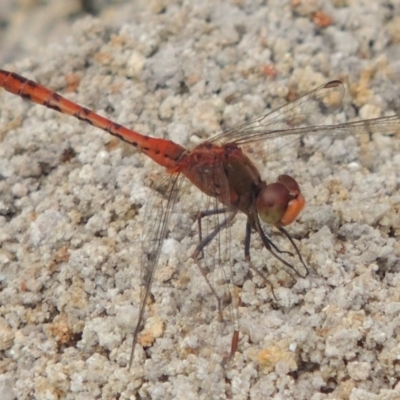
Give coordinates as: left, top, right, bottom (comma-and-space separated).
25, 80, 38, 90
45, 93, 62, 110
112, 122, 122, 130
113, 133, 138, 147
48, 104, 62, 112
80, 107, 91, 116
73, 107, 92, 124
10, 72, 27, 85
50, 92, 62, 102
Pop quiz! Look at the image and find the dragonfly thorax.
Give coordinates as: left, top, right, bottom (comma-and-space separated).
180, 143, 305, 228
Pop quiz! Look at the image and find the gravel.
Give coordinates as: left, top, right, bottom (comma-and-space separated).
1, 1, 400, 399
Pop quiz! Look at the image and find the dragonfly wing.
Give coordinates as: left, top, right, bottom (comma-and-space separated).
233, 114, 400, 148
297, 115, 400, 138
211, 80, 345, 145
129, 172, 182, 368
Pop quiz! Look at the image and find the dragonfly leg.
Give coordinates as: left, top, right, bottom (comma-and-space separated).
194, 208, 230, 259
279, 227, 308, 277
246, 218, 294, 258
191, 211, 237, 341
244, 220, 278, 304
254, 216, 308, 278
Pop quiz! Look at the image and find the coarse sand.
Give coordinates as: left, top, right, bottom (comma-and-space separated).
1, 1, 400, 399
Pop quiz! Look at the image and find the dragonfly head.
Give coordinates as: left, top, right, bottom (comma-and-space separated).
256, 174, 305, 227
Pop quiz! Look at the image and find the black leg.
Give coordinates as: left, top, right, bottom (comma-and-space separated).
253, 215, 308, 278
195, 208, 229, 259
279, 226, 308, 277
242, 218, 277, 302
193, 210, 236, 259
191, 210, 237, 327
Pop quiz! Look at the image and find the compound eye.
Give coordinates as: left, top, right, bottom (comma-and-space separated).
256, 183, 290, 226
278, 175, 300, 197
256, 175, 305, 227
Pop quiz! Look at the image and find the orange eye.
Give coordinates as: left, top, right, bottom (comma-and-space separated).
277, 175, 305, 225
279, 193, 305, 226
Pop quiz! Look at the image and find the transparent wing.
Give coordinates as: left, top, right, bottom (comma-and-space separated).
235, 115, 400, 146
211, 80, 400, 146
129, 172, 182, 368
210, 81, 346, 145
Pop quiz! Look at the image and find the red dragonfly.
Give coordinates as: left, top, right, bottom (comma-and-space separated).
1, 70, 399, 368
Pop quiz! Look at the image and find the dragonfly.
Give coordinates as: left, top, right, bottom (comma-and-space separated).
1, 70, 399, 368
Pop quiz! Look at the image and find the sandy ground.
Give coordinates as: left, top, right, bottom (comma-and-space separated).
1, 1, 400, 399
